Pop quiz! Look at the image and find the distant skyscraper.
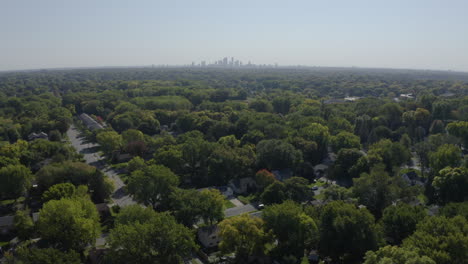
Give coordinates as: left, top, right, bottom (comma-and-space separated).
201, 61, 206, 67
223, 57, 228, 66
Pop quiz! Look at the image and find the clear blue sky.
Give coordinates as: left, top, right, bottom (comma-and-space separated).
1, 0, 468, 71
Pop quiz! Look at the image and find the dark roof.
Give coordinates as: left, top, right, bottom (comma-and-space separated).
79, 113, 104, 130
272, 169, 292, 181
0, 216, 14, 227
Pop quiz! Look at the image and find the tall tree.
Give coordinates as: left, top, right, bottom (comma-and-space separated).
353, 165, 410, 217
403, 216, 468, 264
432, 167, 468, 204
37, 197, 101, 251
96, 130, 123, 155
256, 139, 302, 170
318, 201, 382, 262
429, 144, 462, 174
108, 206, 196, 264
263, 201, 318, 257
219, 213, 273, 263
0, 164, 33, 199
364, 245, 435, 264
380, 203, 427, 244
127, 164, 179, 208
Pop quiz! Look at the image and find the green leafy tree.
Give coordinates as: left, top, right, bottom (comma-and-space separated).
331, 131, 361, 152
199, 188, 225, 225
255, 169, 276, 190
256, 139, 302, 170
108, 206, 196, 264
353, 165, 410, 217
41, 183, 76, 202
36, 161, 112, 202
170, 188, 224, 226
447, 121, 468, 148
261, 181, 288, 205
323, 185, 352, 201
364, 245, 435, 264
429, 144, 462, 174
332, 148, 366, 180
263, 201, 318, 257
432, 167, 468, 204
403, 216, 468, 264
207, 144, 255, 186
122, 129, 145, 145
152, 145, 184, 175
368, 139, 410, 172
14, 209, 34, 240
15, 247, 80, 264
96, 130, 123, 155
299, 123, 330, 162
380, 203, 427, 244
318, 201, 382, 262
219, 213, 273, 263
126, 156, 146, 174
38, 197, 101, 250
439, 202, 468, 219
249, 99, 273, 112
0, 164, 33, 199
127, 164, 179, 208
284, 177, 312, 202
272, 96, 292, 114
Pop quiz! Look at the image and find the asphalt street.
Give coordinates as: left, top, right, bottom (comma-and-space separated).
67, 125, 136, 207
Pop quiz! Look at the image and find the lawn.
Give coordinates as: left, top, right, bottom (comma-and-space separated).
223, 199, 236, 209
309, 179, 327, 188
237, 193, 258, 205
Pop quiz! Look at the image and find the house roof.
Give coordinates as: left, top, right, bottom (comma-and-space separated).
0, 216, 14, 227
79, 113, 104, 130
198, 225, 219, 237
314, 164, 328, 171
32, 212, 40, 222
272, 169, 292, 181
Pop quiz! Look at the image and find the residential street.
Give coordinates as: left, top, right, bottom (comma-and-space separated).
67, 125, 136, 207
224, 203, 257, 218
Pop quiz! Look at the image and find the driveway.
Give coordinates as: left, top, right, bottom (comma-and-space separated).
67, 125, 136, 207
229, 198, 244, 207
224, 204, 256, 218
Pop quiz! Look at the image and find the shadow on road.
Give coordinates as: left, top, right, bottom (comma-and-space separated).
112, 187, 128, 199
79, 146, 100, 154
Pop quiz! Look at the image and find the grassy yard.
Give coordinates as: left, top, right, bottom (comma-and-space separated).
0, 196, 25, 206
309, 179, 327, 188
223, 199, 236, 209
237, 193, 259, 205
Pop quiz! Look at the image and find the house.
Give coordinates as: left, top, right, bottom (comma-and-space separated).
401, 171, 426, 186
308, 250, 320, 263
95, 203, 111, 219
0, 215, 14, 235
313, 164, 329, 178
229, 177, 257, 194
344, 96, 360, 102
79, 113, 104, 131
112, 151, 132, 163
32, 212, 40, 223
399, 93, 414, 99
28, 132, 48, 141
440, 92, 455, 97
272, 169, 292, 182
197, 225, 220, 249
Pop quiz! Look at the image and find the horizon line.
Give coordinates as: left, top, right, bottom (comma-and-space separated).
1, 64, 468, 75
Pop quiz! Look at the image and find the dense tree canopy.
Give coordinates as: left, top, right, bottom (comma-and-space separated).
0, 67, 467, 264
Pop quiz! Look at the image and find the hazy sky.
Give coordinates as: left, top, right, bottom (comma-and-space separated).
1, 0, 468, 71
